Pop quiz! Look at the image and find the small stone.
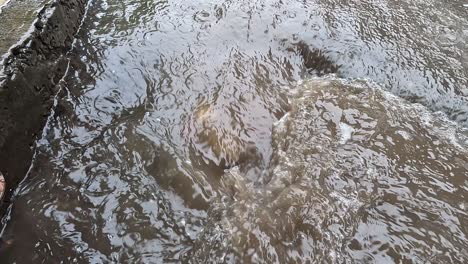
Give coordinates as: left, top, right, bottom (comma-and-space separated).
0, 172, 5, 201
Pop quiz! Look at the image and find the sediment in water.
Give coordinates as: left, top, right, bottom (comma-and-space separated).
188, 78, 468, 263
0, 0, 87, 218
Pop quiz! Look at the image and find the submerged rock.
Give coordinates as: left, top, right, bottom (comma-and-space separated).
191, 102, 261, 168
189, 42, 338, 169
188, 78, 468, 263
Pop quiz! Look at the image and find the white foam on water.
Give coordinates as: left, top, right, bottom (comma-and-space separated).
273, 113, 290, 132
339, 122, 354, 144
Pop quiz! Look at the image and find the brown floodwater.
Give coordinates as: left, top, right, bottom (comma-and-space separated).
1, 0, 468, 263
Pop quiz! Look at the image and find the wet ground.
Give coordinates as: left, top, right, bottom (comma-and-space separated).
0, 0, 468, 262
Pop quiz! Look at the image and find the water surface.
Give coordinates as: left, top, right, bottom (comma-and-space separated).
1, 0, 468, 262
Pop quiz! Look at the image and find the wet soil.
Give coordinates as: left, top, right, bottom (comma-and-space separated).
0, 0, 87, 229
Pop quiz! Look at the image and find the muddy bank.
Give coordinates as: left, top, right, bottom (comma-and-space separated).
0, 0, 87, 218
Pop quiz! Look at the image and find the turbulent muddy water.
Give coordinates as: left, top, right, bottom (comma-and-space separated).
1, 0, 468, 263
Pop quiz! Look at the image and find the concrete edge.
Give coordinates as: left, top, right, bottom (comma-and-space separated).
0, 0, 12, 11
0, 0, 50, 69
0, 0, 88, 213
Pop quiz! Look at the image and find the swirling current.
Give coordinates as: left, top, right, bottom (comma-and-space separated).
1, 0, 467, 263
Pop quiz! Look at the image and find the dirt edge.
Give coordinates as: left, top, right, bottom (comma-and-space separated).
0, 0, 88, 219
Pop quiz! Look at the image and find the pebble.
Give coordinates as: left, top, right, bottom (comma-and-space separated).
0, 172, 5, 201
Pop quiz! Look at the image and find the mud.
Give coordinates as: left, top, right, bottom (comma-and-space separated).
0, 0, 87, 215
